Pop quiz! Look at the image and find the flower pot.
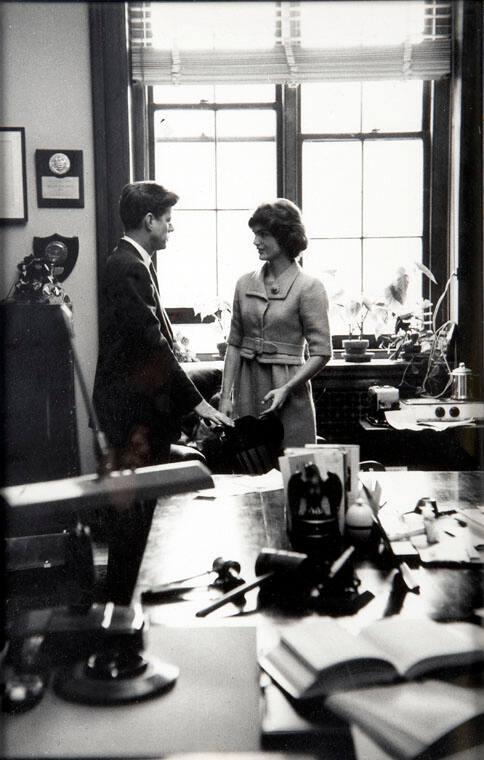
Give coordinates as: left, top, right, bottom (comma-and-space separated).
342, 338, 372, 363
216, 340, 227, 359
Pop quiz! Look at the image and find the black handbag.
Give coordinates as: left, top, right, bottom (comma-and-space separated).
200, 412, 284, 474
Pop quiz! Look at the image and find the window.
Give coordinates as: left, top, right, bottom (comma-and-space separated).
132, 1, 451, 348
152, 80, 428, 341
151, 84, 278, 308
299, 81, 425, 335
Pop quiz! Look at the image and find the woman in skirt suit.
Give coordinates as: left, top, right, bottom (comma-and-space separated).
220, 199, 332, 449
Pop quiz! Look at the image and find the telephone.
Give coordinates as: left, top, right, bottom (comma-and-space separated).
2, 603, 179, 712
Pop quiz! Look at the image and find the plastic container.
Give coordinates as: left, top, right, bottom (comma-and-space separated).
345, 498, 374, 544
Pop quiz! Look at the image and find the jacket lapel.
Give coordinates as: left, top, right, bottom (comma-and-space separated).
245, 262, 301, 300
116, 240, 174, 347
269, 261, 301, 299
245, 268, 268, 301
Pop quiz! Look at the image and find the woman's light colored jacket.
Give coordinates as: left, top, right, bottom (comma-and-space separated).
227, 261, 332, 364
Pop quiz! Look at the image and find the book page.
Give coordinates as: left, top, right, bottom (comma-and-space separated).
269, 618, 398, 697
327, 680, 484, 760
362, 618, 484, 678
282, 619, 386, 672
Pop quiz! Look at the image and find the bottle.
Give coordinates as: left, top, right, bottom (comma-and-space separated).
422, 505, 439, 544
345, 498, 374, 544
451, 362, 472, 400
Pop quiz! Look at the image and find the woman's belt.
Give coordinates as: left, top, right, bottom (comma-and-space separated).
240, 336, 304, 361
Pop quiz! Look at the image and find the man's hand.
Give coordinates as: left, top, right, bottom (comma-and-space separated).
261, 384, 290, 414
194, 398, 235, 427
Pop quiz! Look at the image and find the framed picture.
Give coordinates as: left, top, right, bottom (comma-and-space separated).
35, 149, 84, 208
0, 127, 28, 223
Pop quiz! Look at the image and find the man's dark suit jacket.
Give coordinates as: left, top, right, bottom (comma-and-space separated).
93, 239, 202, 453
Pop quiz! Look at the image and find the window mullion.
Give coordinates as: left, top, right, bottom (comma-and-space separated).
281, 84, 300, 205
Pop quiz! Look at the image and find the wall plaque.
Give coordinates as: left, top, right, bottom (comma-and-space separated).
35, 149, 84, 208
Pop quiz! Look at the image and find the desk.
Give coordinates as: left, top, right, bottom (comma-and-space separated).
4, 471, 484, 759
134, 471, 484, 631
359, 419, 483, 470
132, 471, 484, 758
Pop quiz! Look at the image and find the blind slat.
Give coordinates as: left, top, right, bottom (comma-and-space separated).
132, 40, 451, 85
130, 1, 452, 85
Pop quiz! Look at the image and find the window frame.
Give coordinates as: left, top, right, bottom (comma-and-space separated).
147, 85, 282, 305
145, 79, 450, 345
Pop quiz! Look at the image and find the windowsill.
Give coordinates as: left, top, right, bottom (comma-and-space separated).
182, 349, 406, 369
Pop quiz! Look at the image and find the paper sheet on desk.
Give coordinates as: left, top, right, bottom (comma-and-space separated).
385, 409, 475, 431
199, 468, 283, 497
385, 409, 422, 430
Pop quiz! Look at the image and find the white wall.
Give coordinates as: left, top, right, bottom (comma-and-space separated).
1, 1, 97, 474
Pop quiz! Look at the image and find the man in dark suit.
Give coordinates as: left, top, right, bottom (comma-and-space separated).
94, 181, 232, 467
93, 181, 232, 601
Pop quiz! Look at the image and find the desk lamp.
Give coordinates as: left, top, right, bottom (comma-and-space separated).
2, 306, 214, 707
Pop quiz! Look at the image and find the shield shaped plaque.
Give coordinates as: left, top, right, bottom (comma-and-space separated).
33, 233, 79, 282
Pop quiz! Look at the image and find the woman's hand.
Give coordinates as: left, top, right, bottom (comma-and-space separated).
261, 384, 290, 414
219, 396, 234, 418
194, 398, 234, 427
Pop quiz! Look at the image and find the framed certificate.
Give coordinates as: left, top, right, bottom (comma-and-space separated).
35, 149, 84, 208
0, 127, 28, 223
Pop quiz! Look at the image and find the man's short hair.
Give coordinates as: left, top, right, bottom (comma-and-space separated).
119, 182, 179, 231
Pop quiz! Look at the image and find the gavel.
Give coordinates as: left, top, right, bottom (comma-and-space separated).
195, 548, 308, 618
141, 556, 243, 602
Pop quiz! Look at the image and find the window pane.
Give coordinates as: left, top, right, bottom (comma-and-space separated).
301, 83, 361, 134
302, 238, 362, 335
153, 83, 275, 105
154, 110, 214, 139
216, 142, 276, 208
155, 142, 216, 208
363, 139, 423, 237
153, 85, 215, 104
363, 237, 422, 307
156, 211, 216, 307
302, 141, 362, 237
214, 84, 275, 103
216, 109, 276, 138
217, 210, 257, 302
362, 81, 423, 133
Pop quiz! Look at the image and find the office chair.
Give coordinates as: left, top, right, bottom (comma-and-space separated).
215, 413, 285, 475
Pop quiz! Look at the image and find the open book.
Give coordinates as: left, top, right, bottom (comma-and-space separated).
327, 680, 484, 760
259, 617, 484, 700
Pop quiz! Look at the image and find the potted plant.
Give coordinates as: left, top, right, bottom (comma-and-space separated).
193, 298, 232, 359
329, 263, 437, 363
338, 293, 374, 362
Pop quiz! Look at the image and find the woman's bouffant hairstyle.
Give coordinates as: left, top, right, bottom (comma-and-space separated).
248, 199, 308, 260
119, 181, 179, 231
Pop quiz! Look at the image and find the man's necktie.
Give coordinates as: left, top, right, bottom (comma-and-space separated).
149, 261, 159, 292
149, 260, 174, 345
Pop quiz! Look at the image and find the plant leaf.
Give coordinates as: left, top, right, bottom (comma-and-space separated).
415, 261, 437, 284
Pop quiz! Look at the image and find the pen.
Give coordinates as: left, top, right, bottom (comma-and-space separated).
327, 546, 356, 580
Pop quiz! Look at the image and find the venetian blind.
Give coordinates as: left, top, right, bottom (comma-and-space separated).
129, 1, 452, 85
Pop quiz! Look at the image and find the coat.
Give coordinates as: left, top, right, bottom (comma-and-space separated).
93, 239, 202, 451
227, 261, 331, 447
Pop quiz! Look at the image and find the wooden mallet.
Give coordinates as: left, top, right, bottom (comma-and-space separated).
195, 548, 308, 617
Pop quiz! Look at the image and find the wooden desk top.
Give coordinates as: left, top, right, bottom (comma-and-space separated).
134, 470, 484, 634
